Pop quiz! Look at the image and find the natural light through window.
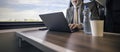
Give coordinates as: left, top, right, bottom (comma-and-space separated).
0, 0, 70, 22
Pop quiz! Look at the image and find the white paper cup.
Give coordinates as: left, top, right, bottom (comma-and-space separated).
90, 20, 104, 37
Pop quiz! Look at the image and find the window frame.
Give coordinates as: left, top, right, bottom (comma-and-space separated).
0, 22, 45, 29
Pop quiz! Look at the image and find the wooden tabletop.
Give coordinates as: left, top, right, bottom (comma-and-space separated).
16, 30, 120, 52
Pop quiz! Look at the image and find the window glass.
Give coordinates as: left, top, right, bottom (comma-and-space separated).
0, 0, 70, 22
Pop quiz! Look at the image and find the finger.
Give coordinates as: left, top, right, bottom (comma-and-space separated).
72, 24, 76, 29
72, 24, 77, 29
68, 24, 71, 26
68, 24, 70, 28
71, 24, 76, 29
69, 24, 73, 29
71, 24, 75, 29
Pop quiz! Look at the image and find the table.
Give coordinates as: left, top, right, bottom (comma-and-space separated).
16, 30, 120, 52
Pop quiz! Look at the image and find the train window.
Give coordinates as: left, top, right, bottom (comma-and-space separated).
0, 0, 70, 22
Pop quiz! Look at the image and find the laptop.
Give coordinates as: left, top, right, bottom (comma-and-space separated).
39, 12, 72, 33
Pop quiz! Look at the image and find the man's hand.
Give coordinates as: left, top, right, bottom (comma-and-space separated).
69, 24, 82, 30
